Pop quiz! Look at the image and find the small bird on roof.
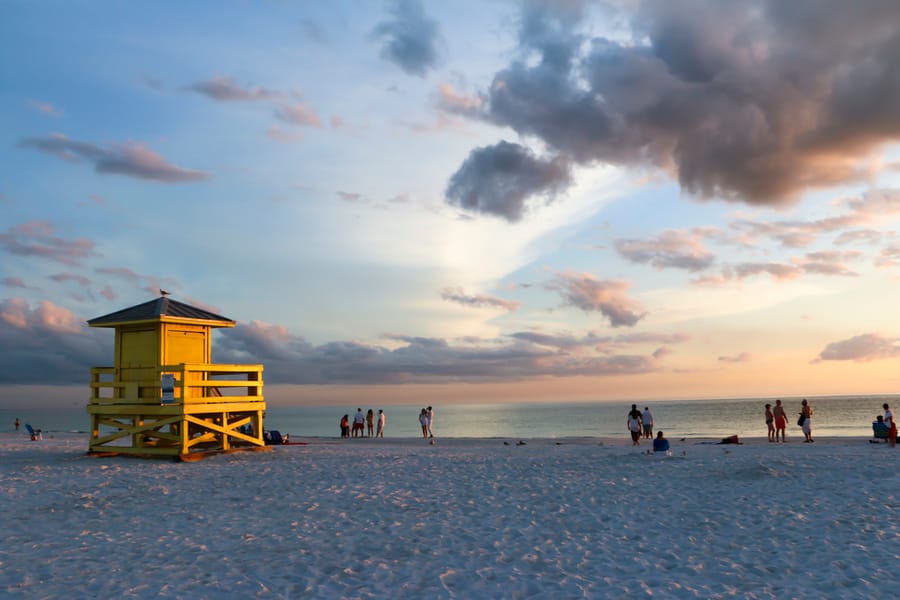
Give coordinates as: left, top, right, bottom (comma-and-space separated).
159, 289, 170, 297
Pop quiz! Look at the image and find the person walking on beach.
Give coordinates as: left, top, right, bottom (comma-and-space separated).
340, 414, 349, 438
419, 408, 428, 438
353, 408, 365, 438
366, 409, 375, 437
376, 409, 385, 438
773, 399, 787, 442
884, 403, 896, 447
627, 404, 642, 446
426, 406, 434, 440
800, 399, 813, 443
765, 403, 775, 442
641, 406, 654, 439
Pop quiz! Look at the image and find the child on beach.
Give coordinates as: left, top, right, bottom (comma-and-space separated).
765, 403, 775, 442
773, 399, 787, 442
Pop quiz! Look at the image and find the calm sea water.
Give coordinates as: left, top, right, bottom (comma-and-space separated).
4, 394, 895, 439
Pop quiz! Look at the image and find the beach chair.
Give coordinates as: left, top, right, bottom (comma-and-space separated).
872, 422, 889, 443
25, 424, 42, 441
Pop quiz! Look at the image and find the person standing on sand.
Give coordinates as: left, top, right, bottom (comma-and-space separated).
426, 406, 434, 439
419, 408, 428, 438
15, 417, 20, 431
366, 409, 375, 437
340, 414, 349, 438
353, 408, 365, 438
641, 406, 654, 439
376, 409, 385, 438
884, 403, 896, 447
800, 399, 813, 443
627, 404, 642, 446
765, 403, 775, 442
773, 399, 787, 442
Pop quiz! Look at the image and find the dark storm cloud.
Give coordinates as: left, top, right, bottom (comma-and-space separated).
18, 134, 209, 183
447, 0, 900, 212
372, 0, 442, 77
0, 298, 109, 383
445, 141, 572, 222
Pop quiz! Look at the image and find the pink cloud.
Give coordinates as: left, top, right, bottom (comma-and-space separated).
28, 99, 63, 117
0, 221, 96, 266
718, 352, 751, 363
274, 102, 323, 127
188, 76, 276, 102
440, 287, 520, 312
815, 333, 900, 362
0, 298, 81, 334
548, 272, 646, 327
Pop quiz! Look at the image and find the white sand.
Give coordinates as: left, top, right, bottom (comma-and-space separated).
1, 433, 897, 599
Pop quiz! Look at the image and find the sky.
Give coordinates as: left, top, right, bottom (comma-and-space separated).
2, 0, 900, 408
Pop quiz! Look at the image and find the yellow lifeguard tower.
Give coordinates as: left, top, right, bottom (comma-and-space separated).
86, 295, 267, 460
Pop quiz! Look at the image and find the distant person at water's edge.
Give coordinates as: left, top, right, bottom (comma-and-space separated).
627, 404, 642, 446
765, 403, 775, 443
773, 400, 787, 443
641, 406, 654, 439
884, 403, 896, 447
419, 409, 428, 438
340, 414, 349, 438
653, 431, 670, 453
800, 399, 813, 443
366, 409, 375, 437
15, 417, 20, 431
426, 406, 434, 439
377, 409, 385, 438
353, 409, 365, 438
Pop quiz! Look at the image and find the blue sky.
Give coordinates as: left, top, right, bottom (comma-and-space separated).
3, 0, 900, 407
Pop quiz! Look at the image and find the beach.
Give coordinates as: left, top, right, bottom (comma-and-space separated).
2, 433, 897, 599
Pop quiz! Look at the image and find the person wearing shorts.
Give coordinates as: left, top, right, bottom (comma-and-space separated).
641, 406, 654, 439
773, 399, 787, 443
627, 404, 642, 446
884, 403, 896, 448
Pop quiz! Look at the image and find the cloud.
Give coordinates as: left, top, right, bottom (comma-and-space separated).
187, 76, 276, 102
614, 230, 715, 271
95, 267, 178, 297
2, 277, 28, 289
48, 273, 92, 287
274, 101, 323, 127
449, 1, 900, 207
18, 134, 209, 183
214, 320, 666, 384
732, 263, 803, 281
815, 333, 900, 362
436, 83, 485, 119
0, 221, 96, 266
0, 298, 109, 383
445, 141, 572, 222
28, 99, 63, 117
372, 0, 442, 77
440, 287, 520, 312
718, 352, 751, 363
548, 272, 646, 327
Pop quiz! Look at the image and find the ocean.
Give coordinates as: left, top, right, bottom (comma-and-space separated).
3, 394, 895, 440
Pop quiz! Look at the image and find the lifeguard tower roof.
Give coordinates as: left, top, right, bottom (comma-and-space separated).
88, 297, 235, 328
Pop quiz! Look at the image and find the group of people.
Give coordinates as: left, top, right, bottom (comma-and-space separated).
764, 399, 813, 443
340, 409, 385, 438
418, 407, 434, 441
626, 405, 656, 446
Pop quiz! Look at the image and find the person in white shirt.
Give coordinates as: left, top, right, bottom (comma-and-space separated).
353, 408, 365, 438
426, 406, 434, 439
376, 409, 386, 438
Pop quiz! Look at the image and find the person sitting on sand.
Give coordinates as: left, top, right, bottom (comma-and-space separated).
773, 399, 787, 443
765, 403, 775, 443
627, 404, 642, 446
653, 431, 670, 453
884, 403, 896, 448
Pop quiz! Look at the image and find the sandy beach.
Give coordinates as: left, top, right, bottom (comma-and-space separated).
2, 433, 897, 598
